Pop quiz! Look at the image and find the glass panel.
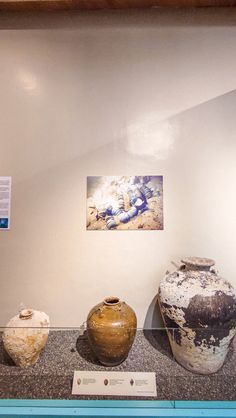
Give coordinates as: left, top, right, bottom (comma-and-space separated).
1, 325, 234, 401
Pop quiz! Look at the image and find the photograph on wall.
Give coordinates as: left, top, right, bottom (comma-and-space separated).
87, 176, 163, 230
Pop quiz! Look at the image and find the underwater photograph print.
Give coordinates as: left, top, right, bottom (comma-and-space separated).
87, 176, 163, 230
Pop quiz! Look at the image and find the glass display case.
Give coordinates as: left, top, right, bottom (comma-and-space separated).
1, 324, 236, 396
1, 5, 236, 418
1, 323, 236, 416
1, 249, 236, 417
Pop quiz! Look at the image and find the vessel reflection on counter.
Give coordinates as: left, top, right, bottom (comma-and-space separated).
87, 297, 137, 366
3, 308, 50, 368
158, 257, 236, 374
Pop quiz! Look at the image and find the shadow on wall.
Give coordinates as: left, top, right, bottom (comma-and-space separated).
143, 294, 173, 361
143, 294, 164, 330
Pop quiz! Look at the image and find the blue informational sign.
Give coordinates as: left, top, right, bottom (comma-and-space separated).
0, 218, 9, 229
0, 176, 11, 230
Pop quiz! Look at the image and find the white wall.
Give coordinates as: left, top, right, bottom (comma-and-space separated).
0, 9, 236, 328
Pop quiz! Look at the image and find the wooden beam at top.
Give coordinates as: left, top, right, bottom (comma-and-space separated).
0, 0, 235, 11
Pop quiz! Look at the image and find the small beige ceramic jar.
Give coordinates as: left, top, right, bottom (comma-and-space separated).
3, 308, 50, 368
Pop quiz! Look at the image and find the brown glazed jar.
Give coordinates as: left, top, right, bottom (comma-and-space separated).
87, 297, 137, 366
158, 257, 236, 374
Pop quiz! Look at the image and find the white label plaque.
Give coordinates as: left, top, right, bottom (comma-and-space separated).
72, 371, 157, 397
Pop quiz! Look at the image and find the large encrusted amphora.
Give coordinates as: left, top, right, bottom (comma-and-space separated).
158, 257, 236, 374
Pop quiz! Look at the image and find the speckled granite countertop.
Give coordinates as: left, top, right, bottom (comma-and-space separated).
0, 330, 235, 400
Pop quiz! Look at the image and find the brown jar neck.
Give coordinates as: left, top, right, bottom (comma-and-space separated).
19, 309, 34, 320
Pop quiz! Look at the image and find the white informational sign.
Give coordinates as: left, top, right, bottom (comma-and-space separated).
72, 371, 157, 397
0, 177, 11, 230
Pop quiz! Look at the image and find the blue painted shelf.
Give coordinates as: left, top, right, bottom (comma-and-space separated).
0, 400, 236, 418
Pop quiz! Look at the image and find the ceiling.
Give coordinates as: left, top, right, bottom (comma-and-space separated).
0, 0, 235, 11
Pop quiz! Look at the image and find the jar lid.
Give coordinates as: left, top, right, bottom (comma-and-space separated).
181, 257, 215, 268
